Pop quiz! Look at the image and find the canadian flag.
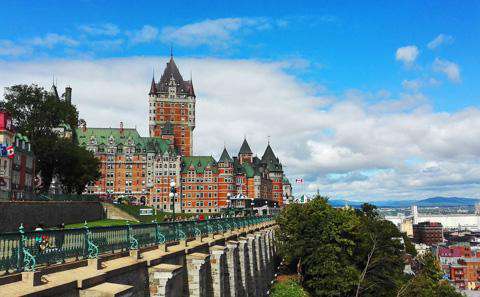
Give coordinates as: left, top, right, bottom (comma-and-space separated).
6, 146, 14, 159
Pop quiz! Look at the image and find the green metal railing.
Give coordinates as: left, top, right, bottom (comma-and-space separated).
0, 215, 273, 273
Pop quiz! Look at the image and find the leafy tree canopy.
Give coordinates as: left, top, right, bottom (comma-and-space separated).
276, 199, 463, 297
1, 84, 100, 194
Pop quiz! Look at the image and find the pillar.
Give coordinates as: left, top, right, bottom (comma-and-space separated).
237, 237, 251, 297
246, 234, 258, 297
149, 264, 184, 297
226, 240, 240, 297
209, 245, 227, 297
186, 253, 210, 297
262, 231, 272, 282
255, 232, 265, 297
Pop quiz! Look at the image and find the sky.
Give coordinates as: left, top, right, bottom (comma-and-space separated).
0, 1, 479, 201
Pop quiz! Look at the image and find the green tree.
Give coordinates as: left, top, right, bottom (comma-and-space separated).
0, 84, 100, 193
397, 252, 463, 297
276, 200, 462, 297
276, 197, 360, 296
354, 204, 406, 297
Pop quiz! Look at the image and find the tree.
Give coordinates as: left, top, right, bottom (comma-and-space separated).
276, 200, 462, 297
0, 84, 100, 193
55, 139, 101, 194
276, 197, 360, 296
354, 204, 406, 297
397, 252, 463, 297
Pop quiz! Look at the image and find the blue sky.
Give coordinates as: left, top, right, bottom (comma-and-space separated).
1, 1, 480, 201
1, 1, 479, 111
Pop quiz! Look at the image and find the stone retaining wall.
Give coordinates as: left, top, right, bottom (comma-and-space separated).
0, 201, 105, 232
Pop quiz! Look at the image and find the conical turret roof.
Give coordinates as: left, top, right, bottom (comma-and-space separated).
239, 139, 253, 155
219, 147, 233, 163
149, 76, 157, 95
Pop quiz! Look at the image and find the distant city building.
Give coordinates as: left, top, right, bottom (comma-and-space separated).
439, 245, 480, 290
413, 221, 444, 245
0, 111, 35, 200
78, 55, 291, 212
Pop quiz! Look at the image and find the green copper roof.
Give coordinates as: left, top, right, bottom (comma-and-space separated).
239, 139, 252, 155
219, 148, 233, 163
242, 162, 255, 178
181, 156, 218, 174
76, 127, 173, 154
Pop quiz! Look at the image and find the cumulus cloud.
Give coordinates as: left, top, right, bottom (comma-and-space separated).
427, 34, 454, 49
433, 58, 461, 82
395, 45, 419, 66
29, 33, 79, 48
79, 23, 120, 36
0, 57, 479, 201
128, 25, 159, 44
160, 17, 272, 48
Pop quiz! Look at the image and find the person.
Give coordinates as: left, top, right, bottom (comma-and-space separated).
34, 224, 46, 253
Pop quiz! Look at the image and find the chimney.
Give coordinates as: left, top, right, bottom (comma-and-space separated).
65, 86, 72, 104
120, 121, 124, 136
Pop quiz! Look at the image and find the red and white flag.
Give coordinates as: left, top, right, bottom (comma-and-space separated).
295, 178, 304, 184
6, 146, 14, 159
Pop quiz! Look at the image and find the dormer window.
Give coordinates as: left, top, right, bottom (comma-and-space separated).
108, 136, 115, 144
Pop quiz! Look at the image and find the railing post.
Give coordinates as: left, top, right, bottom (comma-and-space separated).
83, 221, 89, 259
17, 224, 25, 272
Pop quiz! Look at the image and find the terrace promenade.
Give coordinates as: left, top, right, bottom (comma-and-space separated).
0, 216, 277, 296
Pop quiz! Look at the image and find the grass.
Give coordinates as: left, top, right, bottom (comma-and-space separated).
65, 219, 139, 228
271, 278, 310, 297
114, 204, 211, 223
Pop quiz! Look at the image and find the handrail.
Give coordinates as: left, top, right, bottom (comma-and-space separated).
0, 215, 274, 273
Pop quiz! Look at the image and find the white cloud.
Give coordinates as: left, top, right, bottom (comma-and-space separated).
433, 58, 461, 82
160, 17, 272, 48
79, 23, 120, 36
402, 77, 439, 91
395, 45, 419, 66
29, 33, 79, 48
128, 25, 159, 44
427, 34, 454, 49
1, 57, 479, 201
0, 40, 30, 57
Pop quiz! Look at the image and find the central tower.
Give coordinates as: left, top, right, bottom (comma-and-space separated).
148, 54, 196, 156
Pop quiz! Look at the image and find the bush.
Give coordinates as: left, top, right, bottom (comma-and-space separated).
271, 279, 309, 297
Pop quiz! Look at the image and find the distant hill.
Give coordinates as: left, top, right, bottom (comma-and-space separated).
327, 196, 480, 208
415, 197, 480, 206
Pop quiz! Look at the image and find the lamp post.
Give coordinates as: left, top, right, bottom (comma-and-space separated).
169, 179, 177, 221
227, 192, 232, 218
250, 198, 254, 217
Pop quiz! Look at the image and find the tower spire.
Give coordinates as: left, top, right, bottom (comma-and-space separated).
170, 44, 173, 59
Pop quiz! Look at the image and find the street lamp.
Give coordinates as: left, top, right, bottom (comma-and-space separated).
169, 180, 177, 221
227, 192, 232, 217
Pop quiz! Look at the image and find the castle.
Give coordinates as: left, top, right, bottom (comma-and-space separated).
78, 55, 292, 213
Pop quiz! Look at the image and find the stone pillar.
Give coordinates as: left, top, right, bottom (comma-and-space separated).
262, 231, 272, 282
149, 264, 184, 297
255, 232, 265, 297
186, 253, 210, 297
226, 240, 240, 297
209, 245, 227, 297
237, 237, 251, 297
246, 234, 258, 297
